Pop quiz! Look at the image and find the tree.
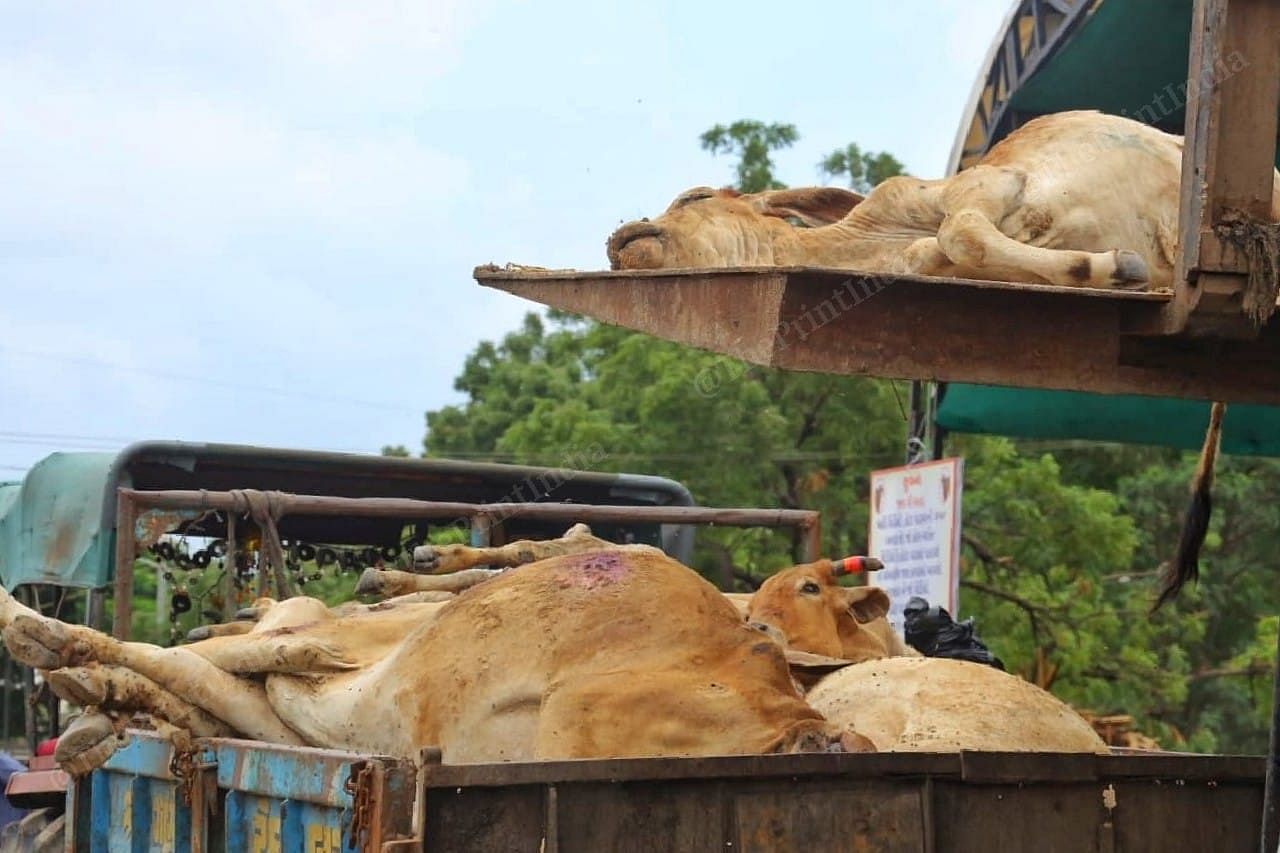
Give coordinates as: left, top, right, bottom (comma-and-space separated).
700, 121, 799, 192
424, 310, 907, 581
819, 143, 905, 194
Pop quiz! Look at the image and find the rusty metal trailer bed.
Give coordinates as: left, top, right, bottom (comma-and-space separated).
69, 731, 1264, 852
58, 487, 1269, 851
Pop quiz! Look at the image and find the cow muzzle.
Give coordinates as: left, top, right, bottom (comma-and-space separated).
607, 220, 665, 270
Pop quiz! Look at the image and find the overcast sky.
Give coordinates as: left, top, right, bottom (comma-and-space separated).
1, 0, 1012, 476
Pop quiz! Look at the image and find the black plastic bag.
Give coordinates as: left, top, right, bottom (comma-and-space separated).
902, 596, 1005, 671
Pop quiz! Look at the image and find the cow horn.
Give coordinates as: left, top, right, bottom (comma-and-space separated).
831, 556, 883, 576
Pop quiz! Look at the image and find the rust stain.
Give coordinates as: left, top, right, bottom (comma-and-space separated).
135, 509, 201, 549
44, 519, 76, 569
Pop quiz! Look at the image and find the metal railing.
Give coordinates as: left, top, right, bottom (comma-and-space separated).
112, 487, 822, 641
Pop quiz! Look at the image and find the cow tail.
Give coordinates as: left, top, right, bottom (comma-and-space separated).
1154, 401, 1225, 611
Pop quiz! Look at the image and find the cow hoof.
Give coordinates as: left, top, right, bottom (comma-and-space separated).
836, 730, 878, 754
55, 713, 122, 777
233, 607, 263, 621
413, 544, 467, 574
16, 614, 69, 651
778, 723, 835, 755
355, 568, 385, 596
413, 545, 442, 572
4, 633, 62, 670
186, 626, 213, 641
1111, 250, 1149, 288
4, 615, 69, 669
47, 667, 108, 706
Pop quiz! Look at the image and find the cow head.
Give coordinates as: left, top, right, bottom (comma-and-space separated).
607, 186, 864, 270
745, 558, 891, 661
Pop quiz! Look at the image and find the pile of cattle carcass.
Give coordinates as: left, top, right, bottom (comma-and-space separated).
0, 523, 1107, 777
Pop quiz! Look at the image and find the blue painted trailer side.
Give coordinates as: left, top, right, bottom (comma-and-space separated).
66, 732, 417, 852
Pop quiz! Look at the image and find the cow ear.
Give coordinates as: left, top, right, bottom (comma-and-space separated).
753, 187, 864, 226
842, 586, 890, 624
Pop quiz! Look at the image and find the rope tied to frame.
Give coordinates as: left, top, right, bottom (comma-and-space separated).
228, 489, 296, 600
1214, 212, 1280, 328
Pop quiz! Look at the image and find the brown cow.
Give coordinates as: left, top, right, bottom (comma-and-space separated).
184, 590, 460, 640
369, 526, 916, 665
1, 547, 869, 774
806, 657, 1108, 754
743, 559, 919, 663
740, 560, 1107, 754
389, 535, 1106, 755
608, 110, 1280, 290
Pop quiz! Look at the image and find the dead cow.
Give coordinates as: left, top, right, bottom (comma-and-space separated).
740, 559, 1107, 754
742, 558, 1111, 753
743, 557, 918, 663
608, 110, 1280, 291
804, 657, 1108, 754
0, 547, 871, 775
374, 528, 1104, 753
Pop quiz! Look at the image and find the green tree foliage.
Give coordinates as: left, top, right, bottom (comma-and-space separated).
699, 120, 799, 192
1115, 458, 1280, 751
425, 311, 907, 583
819, 143, 906, 194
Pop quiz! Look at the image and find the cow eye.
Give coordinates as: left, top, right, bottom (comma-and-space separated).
800, 581, 821, 595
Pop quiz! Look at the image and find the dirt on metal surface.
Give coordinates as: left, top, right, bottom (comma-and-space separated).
421, 750, 1265, 852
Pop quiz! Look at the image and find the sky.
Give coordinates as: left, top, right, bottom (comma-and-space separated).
1, 0, 1013, 476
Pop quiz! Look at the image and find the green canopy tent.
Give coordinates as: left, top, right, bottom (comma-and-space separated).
937, 0, 1280, 455
937, 386, 1280, 454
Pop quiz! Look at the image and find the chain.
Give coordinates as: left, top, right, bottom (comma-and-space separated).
344, 761, 377, 848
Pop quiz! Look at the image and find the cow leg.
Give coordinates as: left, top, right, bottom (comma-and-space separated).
6, 604, 354, 677
187, 595, 338, 642
355, 567, 500, 598
935, 165, 1149, 288
55, 710, 128, 777
185, 621, 255, 642
413, 522, 613, 573
55, 710, 206, 777
0, 598, 305, 744
68, 638, 305, 743
336, 590, 456, 615
47, 665, 237, 738
896, 237, 960, 278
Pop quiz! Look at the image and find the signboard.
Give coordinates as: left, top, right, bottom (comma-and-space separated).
867, 458, 963, 637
